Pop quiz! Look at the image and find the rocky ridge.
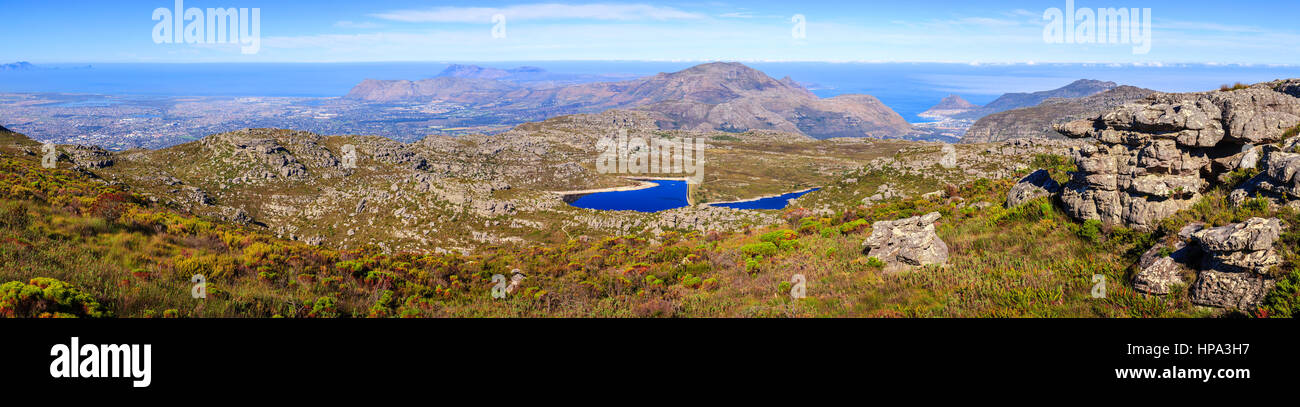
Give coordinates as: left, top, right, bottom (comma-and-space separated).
1054, 79, 1300, 231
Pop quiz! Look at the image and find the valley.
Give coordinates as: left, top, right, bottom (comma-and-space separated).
5, 63, 1300, 319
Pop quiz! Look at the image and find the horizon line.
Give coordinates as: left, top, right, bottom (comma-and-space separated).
8, 59, 1298, 68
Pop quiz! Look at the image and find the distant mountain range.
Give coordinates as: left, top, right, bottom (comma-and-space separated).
961, 85, 1157, 143
918, 79, 1120, 123
346, 62, 912, 139
960, 79, 1118, 119
0, 61, 35, 71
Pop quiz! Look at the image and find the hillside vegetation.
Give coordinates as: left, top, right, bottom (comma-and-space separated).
9, 138, 1290, 318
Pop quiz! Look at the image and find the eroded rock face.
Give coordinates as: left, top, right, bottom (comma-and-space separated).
1133, 241, 1195, 295
1192, 217, 1282, 274
862, 212, 948, 270
1132, 218, 1282, 309
1006, 169, 1061, 207
66, 145, 114, 168
1230, 146, 1300, 209
1190, 270, 1276, 310
1054, 81, 1300, 230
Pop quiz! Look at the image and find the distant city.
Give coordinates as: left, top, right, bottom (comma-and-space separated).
0, 93, 521, 149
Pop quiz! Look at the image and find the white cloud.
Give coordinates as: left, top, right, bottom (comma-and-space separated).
719, 11, 754, 19
334, 21, 383, 29
370, 3, 706, 23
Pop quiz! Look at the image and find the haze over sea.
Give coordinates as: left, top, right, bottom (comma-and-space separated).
3, 61, 1299, 123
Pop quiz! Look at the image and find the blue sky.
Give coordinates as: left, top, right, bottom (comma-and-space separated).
1, 0, 1297, 64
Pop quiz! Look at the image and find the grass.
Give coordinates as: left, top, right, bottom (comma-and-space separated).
1220, 82, 1250, 91
3, 134, 1293, 318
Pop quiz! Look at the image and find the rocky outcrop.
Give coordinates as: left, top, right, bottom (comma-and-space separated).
1133, 223, 1203, 295
1133, 218, 1281, 309
1006, 169, 1061, 207
862, 212, 948, 270
861, 184, 906, 205
65, 145, 114, 168
1190, 270, 1276, 310
1230, 144, 1300, 208
1054, 80, 1300, 230
1192, 217, 1282, 274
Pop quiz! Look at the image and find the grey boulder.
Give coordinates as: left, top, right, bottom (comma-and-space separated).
862, 212, 949, 270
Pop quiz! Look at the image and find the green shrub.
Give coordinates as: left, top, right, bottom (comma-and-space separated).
1260, 271, 1300, 318
745, 256, 764, 274
0, 278, 108, 318
1219, 82, 1249, 91
798, 219, 822, 234
1078, 220, 1103, 243
741, 242, 778, 257
759, 229, 797, 244
864, 257, 886, 269
839, 219, 869, 234
819, 227, 841, 238
777, 240, 799, 251
309, 296, 339, 318
1284, 124, 1300, 143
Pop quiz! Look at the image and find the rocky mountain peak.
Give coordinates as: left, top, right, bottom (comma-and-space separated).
936, 95, 978, 110
435, 64, 512, 79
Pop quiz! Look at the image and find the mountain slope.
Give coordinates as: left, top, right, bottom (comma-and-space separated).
953, 79, 1118, 120
919, 94, 978, 120
345, 62, 912, 139
961, 85, 1157, 143
1, 122, 1241, 318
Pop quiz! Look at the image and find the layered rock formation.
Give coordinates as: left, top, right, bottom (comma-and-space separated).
1133, 218, 1282, 309
1054, 80, 1300, 231
862, 212, 949, 270
1229, 137, 1300, 208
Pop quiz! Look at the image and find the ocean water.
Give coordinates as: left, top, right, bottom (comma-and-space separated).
2, 62, 1299, 122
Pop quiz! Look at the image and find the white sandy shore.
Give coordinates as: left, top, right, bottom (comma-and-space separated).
552, 177, 691, 196
703, 187, 818, 206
